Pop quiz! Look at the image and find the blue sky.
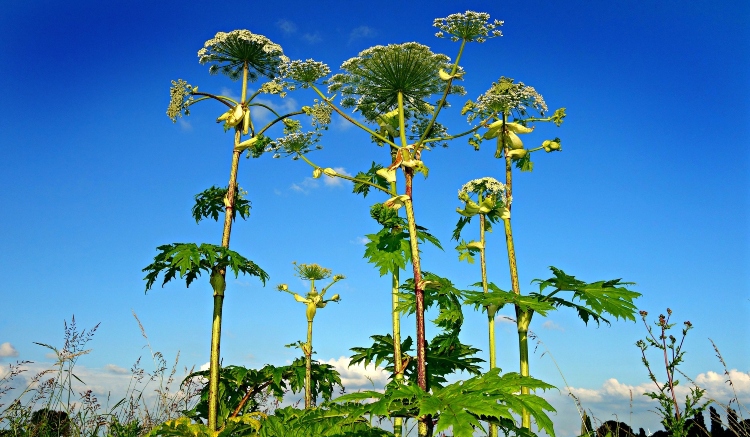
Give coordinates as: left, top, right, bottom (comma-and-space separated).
1, 1, 748, 435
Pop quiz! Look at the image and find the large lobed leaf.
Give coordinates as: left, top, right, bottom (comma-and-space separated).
192, 185, 251, 223
143, 243, 268, 291
333, 370, 556, 437
532, 266, 640, 325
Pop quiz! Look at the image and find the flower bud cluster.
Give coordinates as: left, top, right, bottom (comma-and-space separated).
167, 79, 195, 122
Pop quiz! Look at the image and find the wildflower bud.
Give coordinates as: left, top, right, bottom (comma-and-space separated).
242, 106, 251, 135
322, 168, 337, 177
543, 139, 562, 152
639, 310, 648, 317
277, 284, 289, 291
507, 149, 528, 160
667, 308, 672, 315
313, 168, 323, 179
235, 137, 258, 151
376, 167, 397, 183
330, 294, 340, 302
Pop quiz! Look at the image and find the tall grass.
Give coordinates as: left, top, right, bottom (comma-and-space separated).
0, 315, 200, 436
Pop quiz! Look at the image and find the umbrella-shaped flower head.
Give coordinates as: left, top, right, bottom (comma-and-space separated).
434, 11, 504, 43
327, 42, 463, 121
456, 177, 510, 218
197, 30, 289, 81
293, 262, 332, 281
467, 77, 548, 121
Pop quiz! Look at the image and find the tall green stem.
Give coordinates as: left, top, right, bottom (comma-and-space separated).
208, 62, 248, 431
390, 175, 404, 437
305, 319, 313, 409
479, 211, 498, 437
500, 113, 533, 430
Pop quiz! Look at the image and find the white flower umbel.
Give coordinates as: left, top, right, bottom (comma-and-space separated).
469, 77, 548, 120
434, 11, 503, 43
197, 30, 289, 81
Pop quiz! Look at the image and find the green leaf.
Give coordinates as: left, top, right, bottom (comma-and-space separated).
514, 153, 534, 172
192, 185, 251, 223
464, 282, 556, 316
352, 162, 389, 198
349, 334, 413, 375
142, 243, 269, 291
532, 266, 640, 325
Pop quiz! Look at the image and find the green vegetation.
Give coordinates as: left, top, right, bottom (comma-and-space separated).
1, 11, 746, 437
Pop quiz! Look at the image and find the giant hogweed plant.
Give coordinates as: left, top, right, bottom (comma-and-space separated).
452, 176, 509, 437
273, 11, 560, 437
461, 79, 641, 429
143, 29, 329, 432
277, 262, 344, 409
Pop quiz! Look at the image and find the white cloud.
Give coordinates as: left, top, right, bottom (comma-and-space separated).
542, 320, 564, 332
302, 32, 322, 44
351, 236, 369, 245
250, 96, 298, 125
349, 25, 376, 43
291, 167, 351, 193
695, 369, 750, 399
178, 118, 192, 131
323, 356, 389, 390
0, 342, 18, 358
104, 364, 130, 375
323, 167, 352, 187
290, 177, 319, 194
276, 19, 297, 35
220, 87, 240, 102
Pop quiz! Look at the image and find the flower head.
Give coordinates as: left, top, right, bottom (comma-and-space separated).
294, 262, 332, 281
197, 30, 289, 81
280, 59, 331, 87
469, 77, 547, 121
434, 11, 503, 43
327, 42, 458, 121
459, 177, 505, 197
166, 79, 194, 122
267, 131, 317, 157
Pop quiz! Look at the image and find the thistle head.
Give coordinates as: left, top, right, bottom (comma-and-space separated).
197, 30, 289, 81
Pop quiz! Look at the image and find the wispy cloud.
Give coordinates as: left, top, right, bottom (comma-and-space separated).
0, 342, 18, 359
323, 167, 352, 187
542, 320, 564, 331
104, 364, 130, 375
276, 19, 297, 35
351, 236, 369, 245
178, 119, 192, 131
220, 87, 240, 102
302, 32, 322, 44
349, 25, 377, 44
291, 167, 351, 193
250, 96, 299, 125
290, 177, 320, 194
